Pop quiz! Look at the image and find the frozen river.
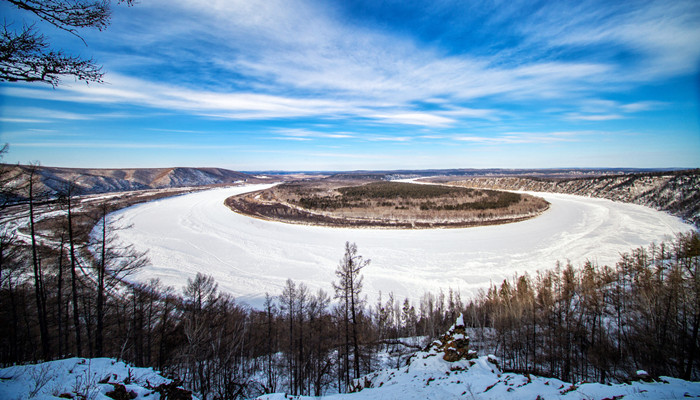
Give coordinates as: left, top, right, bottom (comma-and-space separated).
111, 184, 694, 308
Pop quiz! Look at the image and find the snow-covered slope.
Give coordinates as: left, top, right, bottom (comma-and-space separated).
110, 185, 693, 308
0, 358, 195, 400
1, 321, 698, 400
452, 171, 700, 227
254, 316, 700, 400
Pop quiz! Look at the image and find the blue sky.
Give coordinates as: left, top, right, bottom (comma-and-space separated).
1, 0, 699, 171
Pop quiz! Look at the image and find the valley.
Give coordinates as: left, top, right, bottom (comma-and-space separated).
110, 182, 692, 308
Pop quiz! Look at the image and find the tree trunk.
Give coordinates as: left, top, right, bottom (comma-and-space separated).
350, 281, 360, 380
95, 212, 106, 357
28, 168, 51, 360
67, 190, 82, 356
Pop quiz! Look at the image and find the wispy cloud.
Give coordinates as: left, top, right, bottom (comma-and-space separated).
453, 130, 597, 144
0, 117, 50, 124
567, 113, 624, 121
567, 99, 667, 121
10, 141, 245, 150
6, 0, 696, 130
2, 0, 698, 169
369, 112, 455, 127
273, 128, 355, 140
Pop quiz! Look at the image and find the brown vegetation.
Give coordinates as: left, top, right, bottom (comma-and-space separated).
226, 180, 549, 229
465, 231, 700, 382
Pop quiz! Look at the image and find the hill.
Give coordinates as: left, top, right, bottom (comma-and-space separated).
442, 169, 700, 227
0, 165, 259, 199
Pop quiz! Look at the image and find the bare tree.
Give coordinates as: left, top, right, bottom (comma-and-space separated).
333, 241, 369, 386
56, 180, 83, 356
92, 201, 147, 357
26, 163, 51, 360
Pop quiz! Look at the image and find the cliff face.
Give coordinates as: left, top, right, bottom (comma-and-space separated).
451, 170, 700, 227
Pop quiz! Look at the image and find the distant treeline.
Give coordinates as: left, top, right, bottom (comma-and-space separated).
337, 181, 473, 199
420, 192, 521, 211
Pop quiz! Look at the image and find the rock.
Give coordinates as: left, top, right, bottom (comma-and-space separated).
147, 380, 192, 400
106, 383, 137, 400
426, 313, 478, 362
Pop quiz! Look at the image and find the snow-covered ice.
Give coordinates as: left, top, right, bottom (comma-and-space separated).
111, 184, 694, 308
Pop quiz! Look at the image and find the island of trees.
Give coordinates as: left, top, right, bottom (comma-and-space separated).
226, 180, 550, 228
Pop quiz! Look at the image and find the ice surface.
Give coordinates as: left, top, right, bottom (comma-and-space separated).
110, 184, 694, 308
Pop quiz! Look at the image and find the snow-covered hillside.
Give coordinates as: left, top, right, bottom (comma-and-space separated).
254, 316, 700, 400
451, 171, 700, 227
3, 318, 698, 400
110, 185, 693, 308
0, 358, 195, 400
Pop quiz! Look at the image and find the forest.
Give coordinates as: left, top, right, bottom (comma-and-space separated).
292, 181, 520, 211
1, 166, 700, 399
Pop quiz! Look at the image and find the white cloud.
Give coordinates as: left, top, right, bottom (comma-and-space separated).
2, 106, 93, 121
369, 112, 456, 127
273, 128, 355, 140
620, 101, 665, 113
5, 0, 696, 131
567, 113, 624, 121
453, 130, 595, 144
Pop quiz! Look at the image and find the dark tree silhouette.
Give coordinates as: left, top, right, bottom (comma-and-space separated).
1, 0, 133, 86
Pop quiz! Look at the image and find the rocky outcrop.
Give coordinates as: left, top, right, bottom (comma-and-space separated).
426, 314, 478, 362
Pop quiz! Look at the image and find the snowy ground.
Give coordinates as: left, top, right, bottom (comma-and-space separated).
256, 355, 700, 400
254, 316, 700, 399
4, 347, 698, 400
110, 184, 694, 308
0, 358, 190, 400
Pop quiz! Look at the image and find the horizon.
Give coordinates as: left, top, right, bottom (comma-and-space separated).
1, 0, 699, 170
3, 163, 693, 174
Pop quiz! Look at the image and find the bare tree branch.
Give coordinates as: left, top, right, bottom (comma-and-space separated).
1, 22, 103, 85
0, 0, 135, 86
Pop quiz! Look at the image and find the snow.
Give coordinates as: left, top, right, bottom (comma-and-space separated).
251, 353, 700, 400
0, 357, 187, 400
110, 184, 694, 308
1, 339, 698, 400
